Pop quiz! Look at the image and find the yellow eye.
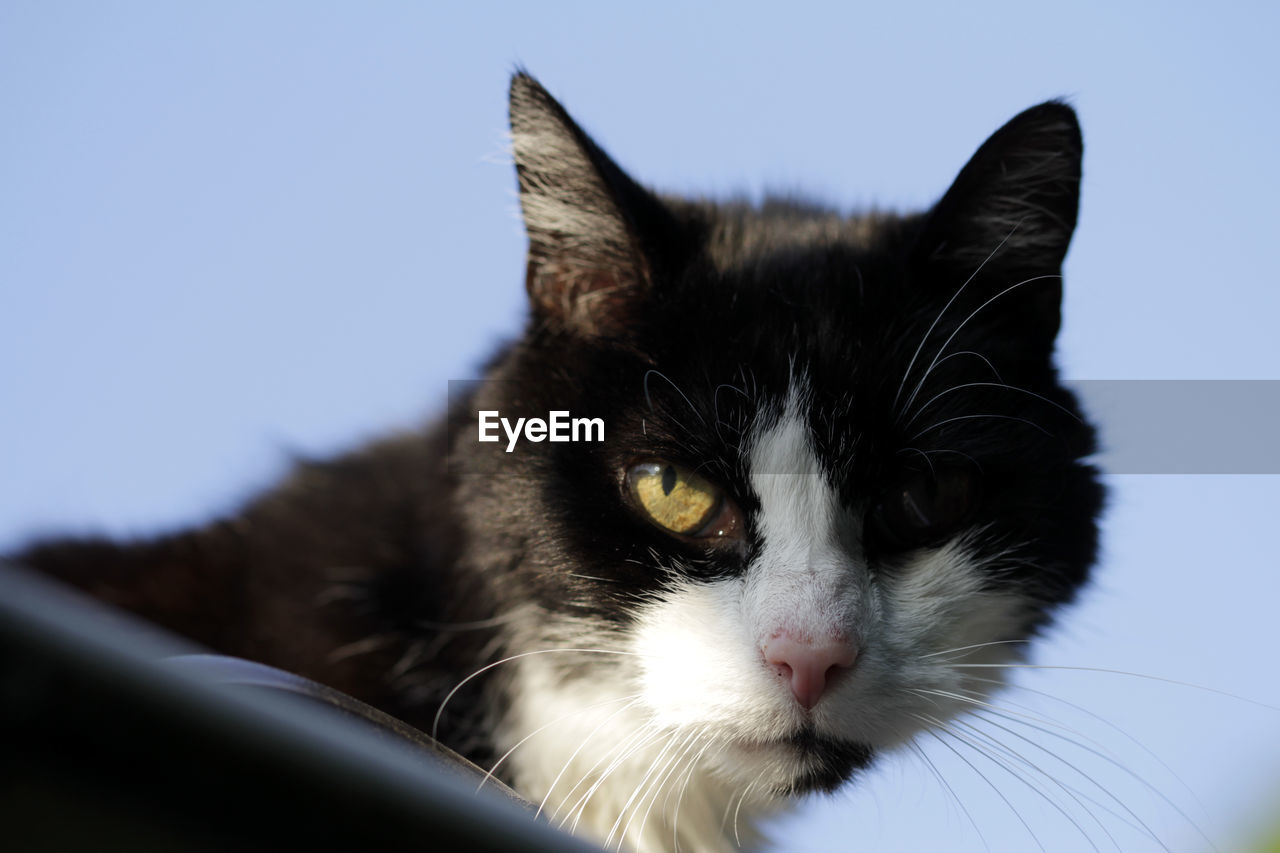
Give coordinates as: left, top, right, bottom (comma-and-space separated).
626, 460, 739, 539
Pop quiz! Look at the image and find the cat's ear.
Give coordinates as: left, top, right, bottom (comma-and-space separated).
915, 101, 1082, 340
509, 72, 672, 337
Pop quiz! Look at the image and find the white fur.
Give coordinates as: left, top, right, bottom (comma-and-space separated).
743, 393, 871, 656
500, 380, 1034, 852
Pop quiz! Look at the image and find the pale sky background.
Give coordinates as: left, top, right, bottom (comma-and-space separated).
2, 3, 1279, 851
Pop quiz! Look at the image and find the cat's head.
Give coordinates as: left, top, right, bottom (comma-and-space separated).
458, 72, 1102, 825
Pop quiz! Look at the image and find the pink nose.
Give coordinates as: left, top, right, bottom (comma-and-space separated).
763, 634, 858, 710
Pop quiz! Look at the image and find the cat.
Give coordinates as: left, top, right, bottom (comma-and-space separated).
14, 72, 1103, 852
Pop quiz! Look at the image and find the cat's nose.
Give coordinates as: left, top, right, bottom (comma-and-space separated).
762, 633, 858, 710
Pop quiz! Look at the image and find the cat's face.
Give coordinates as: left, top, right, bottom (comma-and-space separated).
457, 74, 1101, 842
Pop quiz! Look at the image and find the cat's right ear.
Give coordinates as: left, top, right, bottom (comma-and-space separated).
509, 73, 673, 337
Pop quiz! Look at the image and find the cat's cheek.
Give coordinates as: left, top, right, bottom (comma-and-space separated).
629, 579, 803, 738
879, 542, 1033, 662
859, 544, 1037, 742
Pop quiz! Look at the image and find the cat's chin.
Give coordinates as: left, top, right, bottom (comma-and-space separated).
717, 730, 875, 796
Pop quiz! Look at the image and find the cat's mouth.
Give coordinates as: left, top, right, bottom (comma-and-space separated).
783, 728, 875, 793
727, 728, 875, 794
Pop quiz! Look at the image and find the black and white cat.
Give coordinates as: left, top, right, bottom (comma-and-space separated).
17, 73, 1103, 852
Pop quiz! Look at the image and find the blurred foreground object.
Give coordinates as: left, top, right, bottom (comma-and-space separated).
0, 563, 600, 852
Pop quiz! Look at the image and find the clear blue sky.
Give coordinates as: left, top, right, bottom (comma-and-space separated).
2, 3, 1278, 850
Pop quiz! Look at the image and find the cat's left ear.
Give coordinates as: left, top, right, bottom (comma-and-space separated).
915, 101, 1082, 341
509, 73, 676, 337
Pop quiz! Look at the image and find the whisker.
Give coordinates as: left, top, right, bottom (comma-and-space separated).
479, 692, 642, 794
903, 272, 1061, 416
899, 446, 939, 478
568, 572, 623, 584
608, 736, 677, 848
964, 673, 1213, 824
609, 728, 696, 848
720, 773, 759, 840
892, 224, 1022, 415
959, 678, 1220, 851
905, 381, 1084, 427
948, 664, 1280, 712
927, 665, 1225, 851
912, 412, 1052, 440
562, 724, 666, 833
734, 770, 770, 848
432, 647, 645, 740
945, 715, 1115, 853
626, 728, 706, 850
603, 729, 686, 846
927, 350, 1006, 386
712, 382, 751, 445
922, 679, 1175, 793
907, 739, 992, 853
644, 369, 707, 429
535, 695, 648, 819
910, 685, 1105, 759
961, 713, 1164, 851
555, 720, 659, 826
898, 446, 985, 473
649, 732, 705, 842
924, 639, 1032, 660
669, 736, 716, 852
918, 716, 1048, 852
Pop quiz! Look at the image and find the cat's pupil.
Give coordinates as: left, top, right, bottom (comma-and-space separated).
661, 465, 677, 496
